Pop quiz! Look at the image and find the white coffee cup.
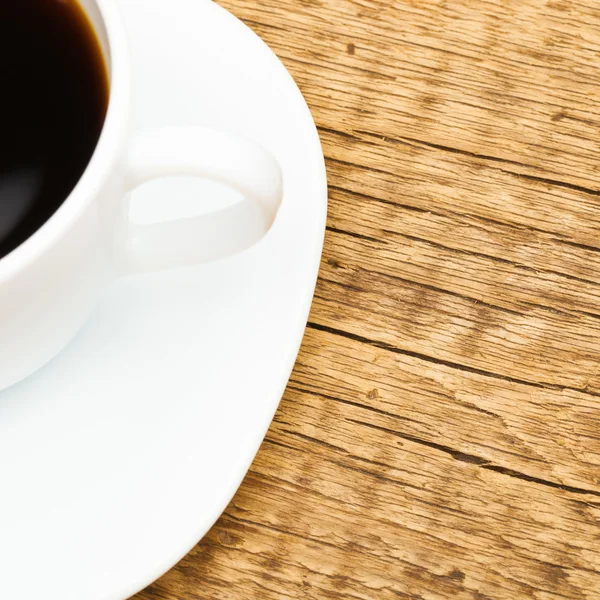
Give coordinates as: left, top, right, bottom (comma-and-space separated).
0, 0, 283, 392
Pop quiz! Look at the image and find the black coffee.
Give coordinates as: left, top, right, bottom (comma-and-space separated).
0, 0, 109, 260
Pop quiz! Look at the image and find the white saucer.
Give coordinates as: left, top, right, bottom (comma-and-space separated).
0, 1, 326, 598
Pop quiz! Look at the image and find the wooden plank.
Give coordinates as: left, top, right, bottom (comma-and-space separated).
291, 328, 600, 491
314, 230, 600, 390
235, 0, 600, 189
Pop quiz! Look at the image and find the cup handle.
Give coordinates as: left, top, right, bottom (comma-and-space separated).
120, 127, 283, 273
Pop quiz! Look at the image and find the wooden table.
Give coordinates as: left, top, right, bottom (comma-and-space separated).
137, 0, 600, 598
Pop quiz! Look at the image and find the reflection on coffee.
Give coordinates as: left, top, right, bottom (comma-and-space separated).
0, 0, 109, 260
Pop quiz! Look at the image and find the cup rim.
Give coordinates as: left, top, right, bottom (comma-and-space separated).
0, 0, 130, 285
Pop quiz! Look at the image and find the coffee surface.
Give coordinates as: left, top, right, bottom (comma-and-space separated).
0, 0, 109, 260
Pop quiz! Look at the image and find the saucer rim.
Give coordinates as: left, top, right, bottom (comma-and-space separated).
106, 3, 327, 599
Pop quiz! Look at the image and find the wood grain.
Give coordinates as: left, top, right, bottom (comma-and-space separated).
136, 0, 600, 598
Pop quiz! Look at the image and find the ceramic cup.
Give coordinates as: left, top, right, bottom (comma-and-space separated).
0, 0, 283, 392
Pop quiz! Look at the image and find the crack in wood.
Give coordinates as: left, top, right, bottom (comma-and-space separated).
286, 383, 424, 423
481, 465, 600, 497
349, 419, 600, 497
349, 418, 491, 466
353, 129, 600, 198
306, 321, 600, 397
